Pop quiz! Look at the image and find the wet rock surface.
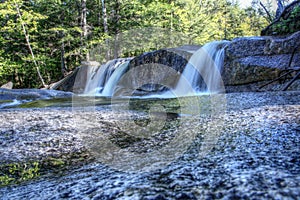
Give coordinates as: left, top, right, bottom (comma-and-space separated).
0, 91, 299, 199
0, 88, 73, 101
128, 45, 201, 74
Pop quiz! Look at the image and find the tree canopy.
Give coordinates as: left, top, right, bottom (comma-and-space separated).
0, 0, 272, 88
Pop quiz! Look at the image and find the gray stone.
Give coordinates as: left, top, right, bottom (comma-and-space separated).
50, 61, 101, 93
120, 45, 200, 95
0, 91, 299, 199
223, 31, 300, 90
0, 88, 73, 101
0, 81, 13, 89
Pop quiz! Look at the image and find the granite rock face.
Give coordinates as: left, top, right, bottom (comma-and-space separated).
0, 91, 299, 199
223, 31, 300, 89
0, 82, 13, 89
50, 61, 100, 93
119, 45, 201, 95
128, 45, 201, 73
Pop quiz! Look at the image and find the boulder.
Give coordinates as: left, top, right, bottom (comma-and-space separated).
223, 31, 300, 90
0, 82, 13, 89
50, 61, 100, 93
128, 45, 201, 73
117, 45, 201, 95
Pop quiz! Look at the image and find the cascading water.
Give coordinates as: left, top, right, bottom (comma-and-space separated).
172, 41, 229, 96
84, 58, 131, 95
83, 41, 228, 97
100, 62, 130, 96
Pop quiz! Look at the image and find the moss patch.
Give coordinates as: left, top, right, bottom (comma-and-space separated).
0, 162, 40, 187
0, 151, 92, 187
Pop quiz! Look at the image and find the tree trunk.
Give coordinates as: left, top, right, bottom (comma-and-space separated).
97, 0, 101, 26
113, 0, 121, 58
101, 0, 108, 34
61, 37, 66, 76
81, 0, 89, 61
276, 0, 285, 19
14, 0, 46, 88
82, 0, 88, 39
60, 8, 67, 77
259, 1, 273, 22
101, 0, 110, 61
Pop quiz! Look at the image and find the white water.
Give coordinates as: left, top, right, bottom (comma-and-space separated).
0, 99, 23, 109
172, 41, 228, 97
101, 62, 130, 96
83, 41, 228, 97
84, 58, 131, 96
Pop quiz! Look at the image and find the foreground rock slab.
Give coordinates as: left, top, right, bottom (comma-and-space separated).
0, 91, 299, 199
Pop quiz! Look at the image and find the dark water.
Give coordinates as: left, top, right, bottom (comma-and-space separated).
4, 94, 215, 116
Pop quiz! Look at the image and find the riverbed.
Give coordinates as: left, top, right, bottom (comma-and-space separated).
0, 91, 299, 199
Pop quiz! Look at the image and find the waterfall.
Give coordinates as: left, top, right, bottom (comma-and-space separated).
84, 58, 131, 96
101, 62, 130, 96
172, 41, 228, 96
82, 41, 228, 97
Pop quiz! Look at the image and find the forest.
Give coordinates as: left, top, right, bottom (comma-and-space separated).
0, 0, 288, 88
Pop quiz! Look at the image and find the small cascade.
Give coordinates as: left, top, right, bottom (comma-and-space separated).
82, 41, 228, 97
84, 58, 131, 95
173, 41, 228, 96
101, 62, 130, 96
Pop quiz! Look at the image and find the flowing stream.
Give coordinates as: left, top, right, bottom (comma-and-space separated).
83, 41, 228, 98
84, 58, 132, 96
173, 41, 228, 96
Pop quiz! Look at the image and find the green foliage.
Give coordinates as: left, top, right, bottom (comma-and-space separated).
268, 5, 300, 35
0, 0, 269, 88
0, 162, 40, 187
